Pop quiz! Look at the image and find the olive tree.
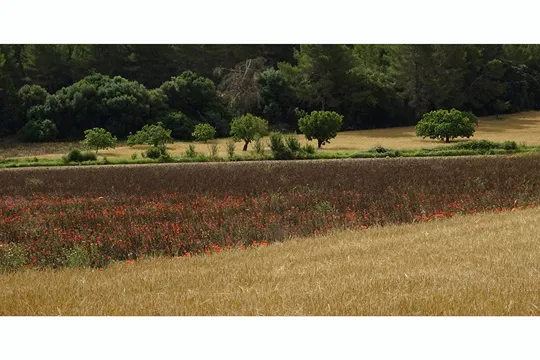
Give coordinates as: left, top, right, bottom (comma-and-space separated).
127, 122, 174, 155
230, 113, 269, 151
298, 110, 343, 148
415, 109, 478, 143
81, 127, 117, 154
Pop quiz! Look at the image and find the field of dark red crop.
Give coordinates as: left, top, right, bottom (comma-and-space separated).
1, 156, 539, 270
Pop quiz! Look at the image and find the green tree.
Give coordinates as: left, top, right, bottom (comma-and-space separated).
17, 84, 49, 123
279, 45, 356, 111
160, 71, 229, 137
81, 127, 118, 154
298, 110, 343, 148
256, 68, 298, 127
415, 109, 478, 143
127, 122, 174, 149
40, 73, 154, 139
230, 113, 269, 151
192, 123, 216, 143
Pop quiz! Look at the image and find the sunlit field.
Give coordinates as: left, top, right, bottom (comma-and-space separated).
1, 207, 539, 316
2, 111, 540, 160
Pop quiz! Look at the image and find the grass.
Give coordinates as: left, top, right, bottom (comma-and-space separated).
2, 111, 540, 163
1, 207, 539, 315
0, 141, 537, 169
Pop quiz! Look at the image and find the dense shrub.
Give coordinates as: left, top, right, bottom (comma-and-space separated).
369, 146, 392, 154
285, 135, 301, 153
145, 146, 164, 159
17, 119, 58, 142
269, 132, 294, 160
38, 74, 155, 139
66, 149, 97, 162
450, 140, 518, 152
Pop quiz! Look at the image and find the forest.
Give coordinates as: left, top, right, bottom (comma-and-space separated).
1, 44, 540, 141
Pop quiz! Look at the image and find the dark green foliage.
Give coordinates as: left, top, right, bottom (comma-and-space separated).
298, 110, 344, 148
145, 146, 164, 159
17, 119, 58, 142
3, 44, 540, 141
269, 132, 294, 160
450, 140, 518, 151
66, 149, 97, 162
33, 73, 155, 139
369, 146, 393, 154
160, 71, 230, 137
17, 85, 49, 122
285, 135, 301, 153
302, 144, 316, 154
160, 111, 196, 140
415, 109, 478, 143
269, 132, 311, 160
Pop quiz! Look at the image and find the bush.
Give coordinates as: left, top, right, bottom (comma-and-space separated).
502, 141, 518, 151
302, 144, 316, 154
185, 144, 197, 158
269, 132, 294, 160
209, 144, 219, 158
66, 149, 97, 162
131, 152, 138, 160
145, 146, 164, 159
450, 140, 518, 152
192, 123, 216, 143
17, 119, 58, 142
226, 140, 236, 159
369, 145, 392, 154
285, 135, 301, 153
253, 137, 265, 155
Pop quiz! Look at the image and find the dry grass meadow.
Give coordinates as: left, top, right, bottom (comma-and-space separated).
1, 207, 539, 316
2, 111, 540, 160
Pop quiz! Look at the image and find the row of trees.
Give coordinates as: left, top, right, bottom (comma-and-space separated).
2, 44, 540, 141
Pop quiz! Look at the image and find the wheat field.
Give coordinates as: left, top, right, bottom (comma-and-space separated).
1, 207, 539, 316
3, 111, 540, 160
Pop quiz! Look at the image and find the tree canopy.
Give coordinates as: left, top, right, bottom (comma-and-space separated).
415, 109, 479, 143
1, 44, 540, 142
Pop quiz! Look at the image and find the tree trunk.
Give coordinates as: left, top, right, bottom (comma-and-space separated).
318, 139, 323, 148
243, 141, 249, 151
445, 136, 449, 143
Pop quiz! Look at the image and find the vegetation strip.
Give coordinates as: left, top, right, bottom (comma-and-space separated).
1, 155, 538, 271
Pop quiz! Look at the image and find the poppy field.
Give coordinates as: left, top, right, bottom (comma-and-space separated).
1, 156, 539, 271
